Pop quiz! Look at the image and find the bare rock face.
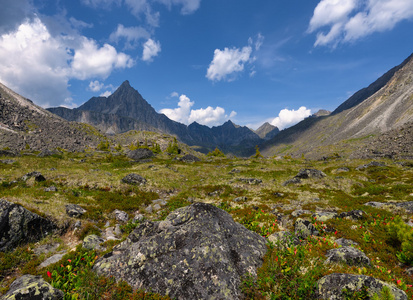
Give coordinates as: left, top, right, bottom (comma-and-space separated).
1, 274, 64, 300
315, 273, 407, 300
0, 199, 55, 252
93, 202, 267, 300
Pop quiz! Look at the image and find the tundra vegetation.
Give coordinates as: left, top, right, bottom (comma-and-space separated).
0, 143, 412, 299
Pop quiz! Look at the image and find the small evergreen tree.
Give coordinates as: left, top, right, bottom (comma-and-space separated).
207, 147, 225, 157
253, 145, 263, 158
166, 138, 180, 154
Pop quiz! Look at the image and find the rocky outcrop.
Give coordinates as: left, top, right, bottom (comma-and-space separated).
121, 173, 147, 185
315, 273, 407, 300
1, 274, 64, 300
65, 204, 86, 218
93, 202, 267, 299
0, 199, 55, 252
255, 122, 279, 140
127, 148, 154, 161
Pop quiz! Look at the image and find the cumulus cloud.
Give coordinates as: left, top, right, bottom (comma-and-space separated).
160, 94, 237, 127
309, 0, 413, 47
89, 80, 105, 92
142, 38, 161, 61
0, 17, 134, 107
206, 34, 264, 82
0, 0, 33, 34
109, 24, 150, 49
270, 107, 312, 130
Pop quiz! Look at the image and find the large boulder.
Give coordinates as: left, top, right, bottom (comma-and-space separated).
315, 273, 407, 300
0, 274, 63, 300
295, 169, 326, 179
294, 218, 319, 239
127, 149, 154, 161
0, 199, 55, 252
65, 204, 86, 218
121, 173, 147, 186
93, 202, 267, 300
325, 246, 370, 266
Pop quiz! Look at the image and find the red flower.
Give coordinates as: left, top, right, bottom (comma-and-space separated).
47, 271, 52, 279
67, 259, 72, 263
334, 231, 338, 235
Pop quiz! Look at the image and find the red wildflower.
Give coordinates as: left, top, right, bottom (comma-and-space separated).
47, 271, 52, 279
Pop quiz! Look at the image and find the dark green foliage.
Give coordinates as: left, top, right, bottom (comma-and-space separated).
387, 216, 413, 265
97, 140, 110, 151
166, 138, 180, 155
207, 148, 225, 157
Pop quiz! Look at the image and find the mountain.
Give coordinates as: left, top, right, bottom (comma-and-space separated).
261, 52, 413, 159
0, 82, 105, 152
48, 81, 263, 154
255, 122, 280, 140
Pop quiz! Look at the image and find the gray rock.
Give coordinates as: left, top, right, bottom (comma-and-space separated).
335, 238, 358, 247
93, 202, 267, 300
406, 267, 413, 276
294, 218, 319, 239
336, 167, 350, 173
33, 243, 60, 256
121, 173, 147, 185
44, 186, 57, 192
83, 234, 105, 251
395, 201, 413, 213
234, 196, 247, 202
312, 212, 338, 222
356, 161, 386, 170
37, 149, 62, 157
20, 171, 46, 182
38, 253, 66, 269
179, 154, 201, 162
152, 199, 167, 206
112, 209, 129, 223
127, 148, 154, 161
282, 177, 301, 186
229, 168, 240, 174
325, 246, 370, 266
315, 273, 407, 300
114, 224, 122, 236
0, 199, 55, 252
337, 210, 366, 220
65, 204, 86, 218
145, 205, 153, 214
295, 168, 326, 179
133, 213, 144, 222
0, 159, 16, 164
364, 201, 384, 208
74, 221, 82, 228
0, 150, 18, 157
153, 204, 162, 211
268, 231, 300, 249
291, 209, 312, 217
239, 178, 262, 185
1, 274, 64, 300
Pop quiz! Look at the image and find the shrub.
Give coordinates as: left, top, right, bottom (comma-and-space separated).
387, 216, 413, 264
207, 148, 225, 157
166, 138, 180, 155
253, 145, 263, 159
97, 140, 110, 151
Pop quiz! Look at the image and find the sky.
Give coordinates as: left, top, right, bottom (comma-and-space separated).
1, 0, 413, 130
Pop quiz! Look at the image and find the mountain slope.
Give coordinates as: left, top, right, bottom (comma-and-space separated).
48, 81, 262, 154
255, 122, 280, 140
0, 82, 104, 152
261, 52, 413, 159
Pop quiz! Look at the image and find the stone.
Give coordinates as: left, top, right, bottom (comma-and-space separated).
37, 149, 62, 158
112, 209, 129, 223
153, 204, 162, 211
179, 154, 201, 162
395, 201, 413, 213
315, 273, 407, 300
121, 173, 147, 186
20, 171, 46, 182
83, 234, 105, 251
133, 213, 144, 222
291, 210, 312, 217
234, 196, 247, 202
114, 224, 122, 236
44, 186, 57, 192
364, 201, 384, 208
145, 205, 153, 214
38, 253, 66, 269
325, 246, 370, 266
239, 178, 262, 185
268, 231, 300, 249
1, 274, 64, 300
152, 199, 167, 206
65, 204, 86, 218
229, 168, 240, 174
336, 167, 350, 173
282, 177, 301, 186
295, 168, 326, 179
74, 221, 82, 228
335, 238, 358, 247
127, 148, 154, 161
337, 210, 366, 220
93, 202, 267, 300
33, 243, 59, 256
356, 161, 386, 170
0, 199, 55, 252
312, 212, 338, 222
294, 218, 319, 239
0, 150, 18, 157
0, 159, 15, 164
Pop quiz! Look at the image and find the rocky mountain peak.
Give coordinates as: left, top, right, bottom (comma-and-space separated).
255, 122, 280, 140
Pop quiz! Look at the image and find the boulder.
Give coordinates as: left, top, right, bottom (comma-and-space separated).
20, 171, 46, 182
315, 273, 407, 300
295, 169, 326, 179
325, 246, 370, 266
234, 196, 247, 202
179, 154, 201, 162
335, 167, 350, 173
356, 161, 386, 170
282, 177, 301, 186
294, 218, 319, 239
112, 209, 129, 223
127, 149, 154, 161
44, 186, 58, 192
0, 274, 64, 300
364, 201, 384, 208
395, 201, 413, 213
0, 199, 55, 252
93, 202, 267, 300
65, 204, 86, 218
121, 173, 147, 186
83, 234, 105, 251
239, 178, 262, 185
335, 238, 358, 247
38, 253, 66, 269
337, 210, 366, 220
312, 212, 337, 222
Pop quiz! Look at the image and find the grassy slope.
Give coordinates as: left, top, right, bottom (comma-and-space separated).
1, 148, 412, 298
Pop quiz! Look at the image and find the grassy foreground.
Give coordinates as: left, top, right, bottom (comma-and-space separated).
1, 148, 412, 299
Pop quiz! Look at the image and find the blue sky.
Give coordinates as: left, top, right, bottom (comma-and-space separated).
1, 0, 413, 129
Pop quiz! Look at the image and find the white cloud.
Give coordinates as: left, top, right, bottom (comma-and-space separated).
71, 37, 134, 80
100, 90, 113, 97
89, 80, 104, 92
160, 94, 237, 127
109, 24, 150, 49
155, 0, 201, 14
0, 0, 33, 34
142, 38, 161, 61
309, 0, 413, 46
206, 46, 252, 81
80, 0, 122, 9
0, 17, 134, 107
270, 107, 312, 130
170, 91, 179, 97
